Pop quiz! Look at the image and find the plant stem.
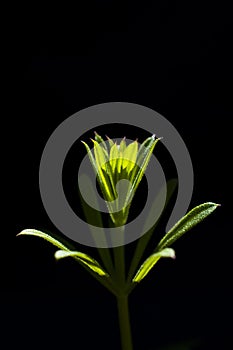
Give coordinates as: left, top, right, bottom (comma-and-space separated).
114, 244, 125, 285
113, 225, 133, 349
116, 294, 133, 350
113, 225, 125, 287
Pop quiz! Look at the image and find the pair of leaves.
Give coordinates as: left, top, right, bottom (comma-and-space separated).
18, 202, 219, 291
17, 229, 109, 278
132, 202, 219, 284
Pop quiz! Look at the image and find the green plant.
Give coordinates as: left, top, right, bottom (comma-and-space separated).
18, 133, 219, 350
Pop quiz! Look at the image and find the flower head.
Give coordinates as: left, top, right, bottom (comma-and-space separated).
82, 132, 160, 225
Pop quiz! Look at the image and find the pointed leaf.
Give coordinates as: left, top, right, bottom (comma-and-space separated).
119, 137, 126, 153
126, 179, 178, 285
91, 139, 114, 201
17, 229, 70, 251
155, 202, 220, 251
55, 250, 109, 277
81, 140, 99, 176
79, 173, 114, 275
17, 230, 116, 295
126, 136, 160, 205
92, 139, 108, 171
82, 140, 113, 199
133, 136, 160, 190
94, 131, 108, 153
134, 134, 157, 172
133, 248, 175, 283
109, 142, 119, 173
94, 135, 117, 199
122, 141, 138, 172
106, 135, 114, 149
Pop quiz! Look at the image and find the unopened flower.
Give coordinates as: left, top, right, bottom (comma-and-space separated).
82, 132, 160, 225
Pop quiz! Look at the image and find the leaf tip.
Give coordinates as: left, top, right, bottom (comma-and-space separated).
208, 202, 221, 210
16, 229, 33, 237
54, 250, 66, 260
171, 250, 176, 259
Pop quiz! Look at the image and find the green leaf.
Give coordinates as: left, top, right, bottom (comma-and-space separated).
55, 250, 109, 277
94, 131, 108, 153
92, 138, 108, 172
17, 229, 118, 295
81, 140, 100, 181
92, 139, 116, 200
132, 248, 175, 283
109, 142, 119, 173
121, 136, 161, 224
155, 202, 220, 251
126, 179, 177, 285
85, 139, 113, 201
17, 229, 70, 251
129, 136, 160, 197
106, 135, 115, 149
79, 173, 114, 275
119, 137, 126, 153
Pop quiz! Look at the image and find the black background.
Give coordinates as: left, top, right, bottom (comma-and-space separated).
3, 1, 232, 349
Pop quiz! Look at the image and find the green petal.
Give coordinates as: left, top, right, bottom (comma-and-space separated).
55, 250, 109, 277
116, 138, 126, 173
109, 142, 119, 173
132, 248, 175, 283
119, 138, 126, 153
